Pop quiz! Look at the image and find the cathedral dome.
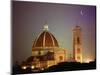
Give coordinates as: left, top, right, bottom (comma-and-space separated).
33, 25, 59, 47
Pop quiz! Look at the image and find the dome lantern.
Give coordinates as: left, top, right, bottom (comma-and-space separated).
43, 21, 49, 31
33, 24, 59, 48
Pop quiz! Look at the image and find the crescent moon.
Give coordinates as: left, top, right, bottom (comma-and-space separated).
80, 10, 83, 16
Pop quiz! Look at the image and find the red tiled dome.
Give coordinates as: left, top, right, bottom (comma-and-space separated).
33, 30, 59, 47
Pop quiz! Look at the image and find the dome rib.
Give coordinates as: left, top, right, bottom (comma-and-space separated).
51, 33, 59, 46
43, 31, 46, 47
33, 32, 45, 47
49, 32, 55, 46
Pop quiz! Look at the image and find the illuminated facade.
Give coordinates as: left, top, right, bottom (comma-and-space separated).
73, 26, 82, 63
21, 25, 84, 70
31, 23, 67, 69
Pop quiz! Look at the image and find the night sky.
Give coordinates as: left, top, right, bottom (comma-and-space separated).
12, 1, 96, 63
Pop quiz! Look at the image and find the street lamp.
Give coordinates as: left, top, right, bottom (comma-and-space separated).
22, 66, 27, 69
31, 65, 35, 69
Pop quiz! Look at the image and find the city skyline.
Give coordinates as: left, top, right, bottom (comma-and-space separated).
13, 1, 96, 63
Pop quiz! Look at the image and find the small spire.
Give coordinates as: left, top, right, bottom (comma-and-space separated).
43, 21, 49, 31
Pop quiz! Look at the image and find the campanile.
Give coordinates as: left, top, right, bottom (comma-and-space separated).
73, 26, 82, 63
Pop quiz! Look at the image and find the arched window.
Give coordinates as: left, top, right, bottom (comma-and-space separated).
38, 51, 41, 55
77, 48, 81, 54
77, 56, 80, 60
59, 56, 63, 61
77, 37, 80, 44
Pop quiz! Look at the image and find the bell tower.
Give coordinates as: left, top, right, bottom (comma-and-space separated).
73, 26, 82, 63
